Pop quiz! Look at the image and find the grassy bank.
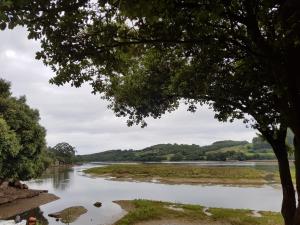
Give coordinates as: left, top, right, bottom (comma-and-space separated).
113, 200, 282, 225
84, 164, 276, 185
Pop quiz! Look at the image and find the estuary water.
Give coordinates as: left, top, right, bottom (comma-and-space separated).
18, 162, 282, 225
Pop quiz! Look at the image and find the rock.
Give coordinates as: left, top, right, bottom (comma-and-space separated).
8, 180, 21, 188
14, 215, 21, 223
6, 180, 27, 189
0, 181, 9, 189
48, 212, 61, 218
14, 180, 22, 189
203, 207, 212, 216
93, 202, 102, 208
48, 206, 87, 223
22, 184, 28, 189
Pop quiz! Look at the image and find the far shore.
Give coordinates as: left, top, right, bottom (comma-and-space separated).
84, 159, 285, 164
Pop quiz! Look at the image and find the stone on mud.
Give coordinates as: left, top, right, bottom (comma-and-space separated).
93, 202, 102, 207
48, 206, 87, 223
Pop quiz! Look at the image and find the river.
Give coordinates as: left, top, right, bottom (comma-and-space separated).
17, 162, 282, 225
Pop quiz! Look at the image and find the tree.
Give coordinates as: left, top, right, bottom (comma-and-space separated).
1, 1, 300, 223
10, 0, 297, 137
50, 142, 76, 164
0, 117, 21, 179
1, 0, 299, 133
0, 79, 47, 180
252, 136, 272, 152
170, 153, 184, 161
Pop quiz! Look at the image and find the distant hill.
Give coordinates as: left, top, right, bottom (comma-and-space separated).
76, 136, 286, 162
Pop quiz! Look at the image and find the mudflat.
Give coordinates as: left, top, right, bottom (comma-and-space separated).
0, 187, 59, 219
48, 206, 87, 223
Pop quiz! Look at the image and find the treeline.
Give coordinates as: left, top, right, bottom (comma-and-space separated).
0, 79, 77, 181
77, 136, 294, 162
42, 142, 77, 166
0, 79, 48, 181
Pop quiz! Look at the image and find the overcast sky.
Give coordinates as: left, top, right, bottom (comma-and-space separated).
0, 27, 256, 154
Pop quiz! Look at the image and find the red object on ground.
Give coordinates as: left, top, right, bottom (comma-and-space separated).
28, 217, 37, 225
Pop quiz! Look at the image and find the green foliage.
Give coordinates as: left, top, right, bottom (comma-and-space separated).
207, 151, 245, 161
0, 117, 21, 179
38, 148, 55, 169
2, 0, 298, 167
252, 136, 272, 152
201, 141, 249, 152
170, 153, 184, 161
49, 142, 76, 164
116, 200, 163, 225
0, 79, 11, 98
0, 79, 47, 180
4, 0, 298, 138
252, 130, 294, 153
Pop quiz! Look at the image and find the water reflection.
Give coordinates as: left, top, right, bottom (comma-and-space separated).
22, 163, 283, 225
32, 166, 73, 191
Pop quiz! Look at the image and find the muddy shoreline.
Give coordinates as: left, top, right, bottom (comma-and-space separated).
0, 187, 59, 219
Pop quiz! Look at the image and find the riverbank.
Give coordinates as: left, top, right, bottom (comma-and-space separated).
0, 185, 59, 219
0, 192, 59, 219
84, 164, 278, 185
113, 200, 283, 225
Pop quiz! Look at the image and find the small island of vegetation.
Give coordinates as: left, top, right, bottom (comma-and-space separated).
84, 164, 281, 185
114, 200, 283, 225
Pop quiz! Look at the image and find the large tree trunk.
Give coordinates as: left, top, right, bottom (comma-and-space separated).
293, 136, 300, 225
271, 140, 296, 225
278, 152, 296, 225
263, 127, 296, 225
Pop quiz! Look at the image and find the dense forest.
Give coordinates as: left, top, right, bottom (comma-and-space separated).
0, 79, 48, 180
76, 131, 294, 162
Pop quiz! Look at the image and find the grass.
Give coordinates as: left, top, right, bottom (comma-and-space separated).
84, 164, 275, 184
114, 200, 207, 225
114, 199, 283, 225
